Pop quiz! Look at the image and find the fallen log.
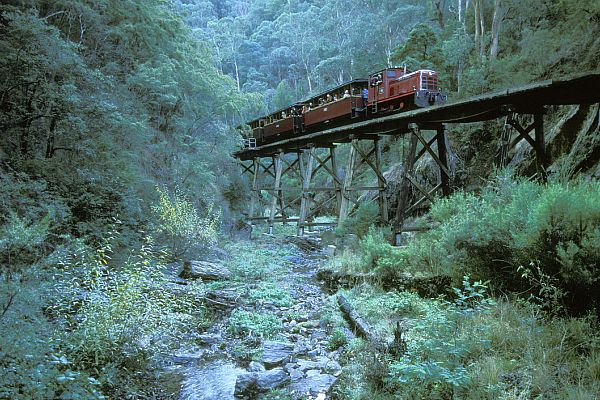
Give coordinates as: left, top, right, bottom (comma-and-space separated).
337, 294, 407, 355
337, 294, 381, 346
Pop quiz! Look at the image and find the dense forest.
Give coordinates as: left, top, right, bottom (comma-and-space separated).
1, 0, 599, 399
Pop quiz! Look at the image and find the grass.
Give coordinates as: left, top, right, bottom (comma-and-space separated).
228, 309, 281, 339
223, 240, 296, 281
327, 282, 600, 399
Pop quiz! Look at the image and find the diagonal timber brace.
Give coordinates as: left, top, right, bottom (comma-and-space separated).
495, 108, 547, 180
393, 123, 451, 245
339, 137, 388, 225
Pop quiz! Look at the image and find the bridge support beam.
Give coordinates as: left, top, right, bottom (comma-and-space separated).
296, 145, 342, 235
393, 123, 450, 246
297, 146, 315, 236
495, 108, 547, 180
339, 136, 388, 226
268, 151, 284, 234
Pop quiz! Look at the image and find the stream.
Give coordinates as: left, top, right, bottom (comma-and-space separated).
165, 236, 346, 400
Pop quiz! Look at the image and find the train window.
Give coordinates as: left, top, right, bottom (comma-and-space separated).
387, 70, 397, 78
420, 73, 438, 90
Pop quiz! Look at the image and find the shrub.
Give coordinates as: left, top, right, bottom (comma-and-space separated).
327, 328, 348, 350
52, 236, 178, 394
152, 186, 220, 259
377, 175, 600, 314
0, 212, 49, 278
336, 202, 382, 239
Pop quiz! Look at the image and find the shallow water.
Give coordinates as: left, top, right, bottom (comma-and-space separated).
179, 360, 245, 400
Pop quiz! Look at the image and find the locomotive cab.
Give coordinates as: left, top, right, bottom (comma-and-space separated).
368, 67, 446, 114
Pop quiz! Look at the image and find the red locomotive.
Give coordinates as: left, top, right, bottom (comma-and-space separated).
243, 67, 446, 146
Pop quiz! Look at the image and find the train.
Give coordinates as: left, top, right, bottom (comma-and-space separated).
242, 67, 446, 147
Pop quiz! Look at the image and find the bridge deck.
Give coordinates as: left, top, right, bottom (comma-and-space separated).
235, 73, 600, 160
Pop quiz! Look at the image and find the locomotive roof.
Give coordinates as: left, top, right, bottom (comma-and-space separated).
369, 67, 437, 77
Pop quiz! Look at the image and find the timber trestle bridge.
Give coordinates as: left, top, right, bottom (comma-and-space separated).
234, 74, 600, 244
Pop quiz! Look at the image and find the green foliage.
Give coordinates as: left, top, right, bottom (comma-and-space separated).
228, 309, 281, 339
224, 241, 294, 281
335, 202, 381, 239
391, 23, 443, 71
247, 282, 292, 308
352, 175, 600, 314
0, 275, 105, 400
152, 186, 220, 259
327, 328, 348, 351
272, 80, 294, 110
0, 212, 49, 276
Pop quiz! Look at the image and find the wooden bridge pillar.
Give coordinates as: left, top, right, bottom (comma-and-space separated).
339, 136, 388, 226
339, 139, 357, 225
248, 157, 261, 220
297, 146, 315, 236
268, 151, 284, 234
375, 138, 389, 222
495, 107, 547, 180
393, 123, 451, 246
394, 126, 419, 246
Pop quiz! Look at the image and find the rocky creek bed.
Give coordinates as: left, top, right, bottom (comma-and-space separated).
162, 235, 349, 399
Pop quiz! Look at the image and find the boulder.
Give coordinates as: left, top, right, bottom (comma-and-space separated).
263, 341, 295, 368
234, 372, 257, 397
248, 361, 266, 372
256, 368, 289, 390
180, 260, 231, 281
289, 373, 337, 396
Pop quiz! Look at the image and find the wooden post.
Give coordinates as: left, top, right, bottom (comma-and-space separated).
330, 145, 342, 213
374, 137, 389, 222
339, 138, 358, 225
436, 125, 451, 197
394, 125, 419, 246
298, 146, 315, 236
533, 110, 547, 181
268, 152, 283, 234
249, 157, 260, 220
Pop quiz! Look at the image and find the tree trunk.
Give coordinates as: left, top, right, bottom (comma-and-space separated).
45, 114, 58, 159
434, 0, 445, 28
479, 0, 485, 57
473, 0, 481, 55
458, 0, 462, 23
233, 55, 241, 91
304, 59, 312, 93
490, 0, 502, 60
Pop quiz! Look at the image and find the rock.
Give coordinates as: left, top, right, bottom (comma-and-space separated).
234, 372, 257, 397
263, 341, 295, 368
205, 289, 240, 308
198, 333, 221, 346
283, 255, 304, 264
307, 349, 321, 357
306, 369, 321, 377
289, 368, 305, 381
248, 361, 265, 372
323, 245, 336, 257
256, 368, 290, 390
290, 373, 337, 396
324, 360, 342, 375
180, 260, 231, 281
295, 358, 327, 372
